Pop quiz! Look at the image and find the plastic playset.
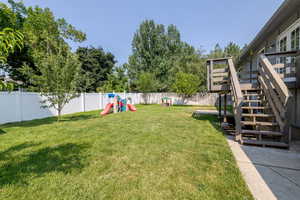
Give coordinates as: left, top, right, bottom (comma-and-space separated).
161, 97, 172, 107
101, 94, 137, 116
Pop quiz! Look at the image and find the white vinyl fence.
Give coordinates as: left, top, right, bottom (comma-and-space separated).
0, 92, 219, 124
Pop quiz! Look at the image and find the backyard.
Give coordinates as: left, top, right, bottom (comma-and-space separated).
0, 105, 252, 200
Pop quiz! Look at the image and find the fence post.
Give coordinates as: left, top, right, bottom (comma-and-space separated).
15, 89, 23, 122
81, 93, 85, 112
99, 93, 102, 109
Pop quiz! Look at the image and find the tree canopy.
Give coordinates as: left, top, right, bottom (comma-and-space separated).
127, 20, 206, 92
0, 0, 86, 88
0, 1, 244, 96
76, 46, 116, 92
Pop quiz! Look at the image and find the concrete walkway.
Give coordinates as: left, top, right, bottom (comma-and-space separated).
193, 110, 233, 116
227, 136, 300, 200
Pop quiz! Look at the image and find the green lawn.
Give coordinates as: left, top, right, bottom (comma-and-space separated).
0, 105, 252, 200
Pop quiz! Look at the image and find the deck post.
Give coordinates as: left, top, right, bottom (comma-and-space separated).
224, 93, 227, 123
207, 61, 211, 91
296, 55, 300, 89
218, 93, 222, 122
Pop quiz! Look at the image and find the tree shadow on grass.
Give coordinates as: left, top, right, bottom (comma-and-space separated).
0, 112, 99, 129
0, 129, 6, 135
192, 114, 222, 131
0, 142, 90, 187
0, 142, 41, 161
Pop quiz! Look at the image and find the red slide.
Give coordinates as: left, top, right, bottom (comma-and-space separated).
101, 103, 113, 116
127, 104, 137, 112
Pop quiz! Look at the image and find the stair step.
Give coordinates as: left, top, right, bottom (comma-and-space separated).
240, 83, 259, 91
241, 130, 283, 136
242, 140, 289, 148
243, 93, 262, 96
242, 113, 274, 117
241, 121, 278, 126
243, 100, 262, 103
242, 106, 269, 110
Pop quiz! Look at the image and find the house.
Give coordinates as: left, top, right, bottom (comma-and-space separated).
207, 0, 300, 148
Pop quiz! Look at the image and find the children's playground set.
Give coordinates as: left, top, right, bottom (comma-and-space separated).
161, 97, 172, 107
101, 94, 137, 116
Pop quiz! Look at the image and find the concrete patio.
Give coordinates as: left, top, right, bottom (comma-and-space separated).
227, 136, 300, 200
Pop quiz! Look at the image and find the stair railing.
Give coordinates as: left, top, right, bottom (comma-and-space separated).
227, 58, 244, 140
258, 54, 293, 134
207, 58, 243, 140
206, 58, 230, 92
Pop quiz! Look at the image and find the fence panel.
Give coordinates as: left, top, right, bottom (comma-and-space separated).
0, 92, 220, 124
85, 93, 101, 111
61, 95, 82, 115
0, 92, 19, 124
21, 93, 56, 121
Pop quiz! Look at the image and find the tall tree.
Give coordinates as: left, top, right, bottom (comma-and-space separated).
172, 72, 200, 103
224, 42, 242, 62
76, 46, 116, 92
0, 1, 86, 88
136, 72, 159, 104
209, 43, 224, 59
99, 64, 129, 93
127, 20, 204, 92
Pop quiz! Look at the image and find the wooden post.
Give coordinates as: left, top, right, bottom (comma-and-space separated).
296, 56, 300, 89
207, 61, 210, 91
218, 93, 222, 122
250, 57, 253, 83
206, 60, 214, 91
224, 93, 227, 123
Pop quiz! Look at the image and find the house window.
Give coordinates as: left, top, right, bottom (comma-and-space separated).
280, 37, 287, 52
291, 27, 300, 50
279, 37, 287, 63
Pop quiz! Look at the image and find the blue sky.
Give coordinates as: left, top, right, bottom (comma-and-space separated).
1, 0, 284, 64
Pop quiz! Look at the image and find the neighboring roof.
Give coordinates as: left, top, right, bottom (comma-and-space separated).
239, 0, 300, 62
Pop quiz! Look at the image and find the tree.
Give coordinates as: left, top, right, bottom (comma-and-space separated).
209, 44, 224, 59
224, 42, 242, 62
0, 27, 23, 63
0, 27, 23, 90
136, 72, 158, 104
22, 50, 82, 121
128, 20, 193, 92
0, 81, 14, 91
127, 20, 208, 92
172, 72, 200, 104
1, 1, 86, 88
98, 64, 129, 92
170, 47, 207, 92
76, 46, 116, 92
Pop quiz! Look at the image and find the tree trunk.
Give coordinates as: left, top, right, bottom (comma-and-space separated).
57, 105, 62, 122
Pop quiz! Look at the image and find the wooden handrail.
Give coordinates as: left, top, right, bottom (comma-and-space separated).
206, 58, 243, 139
228, 58, 243, 139
265, 50, 300, 57
260, 55, 291, 104
259, 54, 293, 133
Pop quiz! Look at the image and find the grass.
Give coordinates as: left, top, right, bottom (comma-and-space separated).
0, 105, 252, 200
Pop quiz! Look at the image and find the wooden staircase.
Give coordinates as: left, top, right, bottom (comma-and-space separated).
207, 55, 293, 148
239, 88, 288, 148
